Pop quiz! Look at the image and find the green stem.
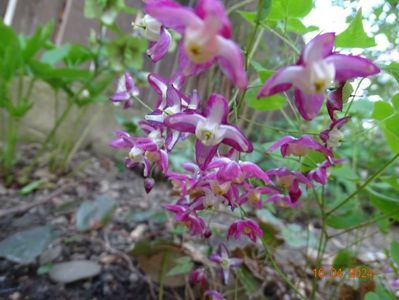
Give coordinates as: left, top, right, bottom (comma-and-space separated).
327, 152, 399, 216
132, 95, 153, 112
264, 25, 300, 54
227, 0, 255, 15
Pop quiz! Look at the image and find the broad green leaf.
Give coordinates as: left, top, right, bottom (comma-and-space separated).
342, 82, 354, 103
281, 224, 317, 248
365, 292, 380, 300
238, 11, 257, 25
256, 0, 272, 23
333, 249, 357, 269
335, 9, 376, 48
269, 0, 313, 19
383, 62, 399, 84
382, 114, 399, 152
372, 101, 395, 120
0, 226, 53, 264
41, 44, 71, 65
300, 151, 326, 172
326, 210, 367, 229
22, 21, 54, 62
0, 20, 22, 81
285, 18, 319, 34
368, 188, 399, 221
167, 256, 193, 276
390, 240, 399, 267
76, 195, 116, 231
246, 86, 286, 111
236, 268, 260, 294
392, 93, 399, 110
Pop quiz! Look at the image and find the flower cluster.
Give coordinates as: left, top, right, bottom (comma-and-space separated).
109, 0, 380, 296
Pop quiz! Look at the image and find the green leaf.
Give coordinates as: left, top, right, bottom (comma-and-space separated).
41, 44, 71, 65
365, 292, 380, 300
383, 62, 399, 83
300, 151, 326, 172
22, 21, 54, 62
256, 0, 272, 23
76, 195, 116, 231
236, 268, 260, 294
281, 224, 317, 248
238, 11, 257, 25
326, 210, 367, 229
392, 94, 399, 110
0, 226, 53, 264
37, 263, 54, 275
390, 240, 399, 267
333, 249, 357, 269
246, 85, 286, 111
20, 179, 44, 195
0, 20, 22, 81
382, 114, 399, 153
285, 18, 319, 34
368, 188, 399, 222
335, 9, 376, 48
269, 0, 313, 19
372, 101, 395, 120
167, 256, 193, 276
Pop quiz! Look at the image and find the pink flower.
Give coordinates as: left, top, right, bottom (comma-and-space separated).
164, 203, 207, 236
145, 0, 247, 89
204, 290, 225, 300
190, 268, 207, 288
110, 72, 139, 109
268, 135, 332, 158
227, 219, 263, 242
320, 116, 351, 149
165, 94, 253, 169
134, 14, 172, 62
307, 158, 345, 185
258, 33, 380, 120
209, 244, 242, 284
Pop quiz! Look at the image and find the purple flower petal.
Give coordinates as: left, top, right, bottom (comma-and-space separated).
195, 0, 232, 38
216, 37, 248, 90
258, 65, 303, 97
145, 0, 202, 34
165, 111, 204, 133
300, 32, 335, 64
326, 53, 380, 81
147, 26, 172, 62
294, 89, 324, 121
195, 140, 219, 170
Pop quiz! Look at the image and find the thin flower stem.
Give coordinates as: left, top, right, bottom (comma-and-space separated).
344, 78, 364, 116
326, 152, 399, 216
263, 25, 300, 55
132, 95, 153, 112
261, 239, 307, 300
227, 0, 255, 15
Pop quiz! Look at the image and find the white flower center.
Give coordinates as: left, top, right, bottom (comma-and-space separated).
128, 147, 144, 163
148, 130, 164, 148
195, 120, 225, 146
184, 18, 219, 64
327, 127, 344, 148
300, 60, 335, 94
136, 15, 162, 42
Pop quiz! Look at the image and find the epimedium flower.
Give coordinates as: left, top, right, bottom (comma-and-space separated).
266, 168, 311, 207
145, 0, 248, 89
110, 72, 139, 109
164, 203, 207, 236
209, 244, 242, 284
320, 116, 351, 149
268, 135, 333, 158
110, 128, 168, 177
258, 32, 380, 120
190, 268, 207, 289
165, 94, 253, 169
134, 14, 172, 62
204, 290, 226, 300
227, 219, 263, 242
307, 158, 345, 185
208, 157, 272, 185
